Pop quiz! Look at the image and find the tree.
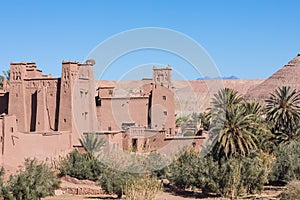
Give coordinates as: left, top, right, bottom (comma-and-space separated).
5, 159, 60, 200
210, 105, 259, 159
265, 86, 300, 144
166, 150, 200, 189
242, 102, 274, 152
79, 133, 105, 159
210, 88, 243, 113
269, 140, 300, 182
59, 150, 105, 181
0, 70, 10, 89
209, 88, 258, 159
2, 70, 10, 81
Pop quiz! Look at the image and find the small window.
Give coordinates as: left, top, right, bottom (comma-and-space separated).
164, 111, 168, 116
192, 142, 196, 147
108, 126, 112, 131
132, 139, 137, 152
108, 90, 113, 95
162, 96, 167, 100
64, 118, 67, 123
11, 127, 13, 133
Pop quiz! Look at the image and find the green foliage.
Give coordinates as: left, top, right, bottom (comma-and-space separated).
79, 133, 105, 158
183, 131, 195, 136
269, 140, 300, 182
60, 150, 165, 198
0, 167, 13, 200
124, 176, 162, 200
209, 88, 263, 159
2, 158, 60, 200
239, 152, 272, 194
265, 86, 300, 144
59, 150, 105, 181
166, 150, 200, 189
0, 70, 10, 89
98, 167, 135, 198
175, 112, 210, 132
167, 150, 270, 198
281, 180, 300, 200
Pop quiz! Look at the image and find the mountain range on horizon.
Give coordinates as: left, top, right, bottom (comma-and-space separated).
196, 75, 239, 80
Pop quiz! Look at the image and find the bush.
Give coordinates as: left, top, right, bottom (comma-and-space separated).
3, 158, 60, 200
59, 150, 105, 181
98, 166, 136, 198
166, 150, 270, 198
0, 167, 12, 200
183, 131, 195, 137
281, 180, 300, 200
269, 140, 300, 182
166, 150, 200, 189
124, 176, 162, 200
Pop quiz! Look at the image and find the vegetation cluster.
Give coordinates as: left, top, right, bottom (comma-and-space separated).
1, 86, 300, 199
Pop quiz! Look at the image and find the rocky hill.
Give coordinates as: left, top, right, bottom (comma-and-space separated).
97, 79, 264, 114
246, 54, 300, 104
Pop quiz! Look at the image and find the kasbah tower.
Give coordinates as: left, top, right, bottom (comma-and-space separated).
0, 60, 205, 173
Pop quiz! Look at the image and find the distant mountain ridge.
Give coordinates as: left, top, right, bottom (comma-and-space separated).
196, 75, 239, 80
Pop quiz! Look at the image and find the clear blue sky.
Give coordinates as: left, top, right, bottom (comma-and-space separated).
0, 0, 300, 80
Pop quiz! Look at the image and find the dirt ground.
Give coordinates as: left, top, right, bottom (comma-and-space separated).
43, 192, 225, 200
43, 188, 282, 200
43, 176, 283, 200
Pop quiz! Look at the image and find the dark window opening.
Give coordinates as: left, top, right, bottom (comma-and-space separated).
30, 91, 37, 132
192, 142, 196, 148
162, 96, 167, 100
143, 140, 147, 150
164, 111, 168, 116
108, 126, 112, 131
132, 139, 137, 152
95, 96, 101, 106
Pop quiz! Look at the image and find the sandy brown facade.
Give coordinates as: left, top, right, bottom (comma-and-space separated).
0, 61, 97, 173
95, 66, 176, 152
0, 61, 208, 172
4, 52, 297, 172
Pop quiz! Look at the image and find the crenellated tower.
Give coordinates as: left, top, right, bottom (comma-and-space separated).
150, 65, 175, 135
8, 63, 27, 132
153, 65, 172, 89
58, 61, 79, 132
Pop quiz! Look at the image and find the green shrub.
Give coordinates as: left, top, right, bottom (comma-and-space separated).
0, 167, 13, 200
124, 176, 162, 200
4, 158, 60, 200
183, 131, 195, 136
269, 140, 300, 182
167, 150, 270, 198
98, 167, 136, 198
281, 180, 300, 200
166, 150, 199, 189
59, 150, 105, 181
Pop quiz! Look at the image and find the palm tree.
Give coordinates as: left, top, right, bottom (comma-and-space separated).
211, 88, 243, 113
208, 88, 258, 159
79, 133, 105, 159
242, 101, 274, 152
2, 70, 10, 80
265, 86, 300, 144
0, 70, 10, 89
210, 105, 258, 159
